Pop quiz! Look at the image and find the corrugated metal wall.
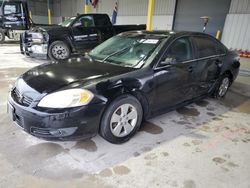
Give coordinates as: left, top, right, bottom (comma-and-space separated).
222, 0, 250, 51
28, 0, 61, 24
53, 0, 175, 30
90, 0, 176, 30
94, 0, 175, 16
229, 0, 250, 13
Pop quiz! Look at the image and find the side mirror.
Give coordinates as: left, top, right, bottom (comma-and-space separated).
160, 57, 176, 66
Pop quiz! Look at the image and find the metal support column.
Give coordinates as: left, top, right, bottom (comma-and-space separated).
84, 0, 89, 14
47, 0, 52, 25
146, 0, 154, 31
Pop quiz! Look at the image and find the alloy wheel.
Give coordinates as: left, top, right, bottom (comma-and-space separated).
218, 77, 230, 97
110, 103, 138, 137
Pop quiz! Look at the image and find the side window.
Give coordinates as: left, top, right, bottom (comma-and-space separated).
193, 36, 225, 58
3, 4, 21, 15
215, 41, 226, 55
160, 37, 193, 65
74, 16, 95, 27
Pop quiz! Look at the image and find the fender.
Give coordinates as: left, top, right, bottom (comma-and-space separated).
96, 77, 151, 119
49, 34, 76, 52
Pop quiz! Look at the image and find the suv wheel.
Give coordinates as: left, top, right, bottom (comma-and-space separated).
48, 41, 70, 61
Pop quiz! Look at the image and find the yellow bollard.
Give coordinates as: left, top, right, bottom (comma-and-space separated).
29, 11, 32, 19
146, 0, 154, 31
216, 30, 221, 40
48, 9, 52, 25
84, 0, 89, 14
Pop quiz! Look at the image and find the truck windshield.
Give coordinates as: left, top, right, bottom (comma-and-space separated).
59, 17, 76, 27
89, 35, 162, 68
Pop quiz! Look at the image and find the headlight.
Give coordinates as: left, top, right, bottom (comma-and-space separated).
31, 33, 44, 43
38, 89, 94, 108
32, 33, 43, 39
32, 38, 43, 43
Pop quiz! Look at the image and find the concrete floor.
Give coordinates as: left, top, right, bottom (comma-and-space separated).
0, 42, 250, 188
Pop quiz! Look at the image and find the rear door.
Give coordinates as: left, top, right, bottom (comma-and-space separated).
2, 1, 28, 30
191, 36, 227, 95
71, 15, 99, 51
152, 36, 198, 112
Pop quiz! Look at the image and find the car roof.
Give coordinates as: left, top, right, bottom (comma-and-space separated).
119, 30, 212, 39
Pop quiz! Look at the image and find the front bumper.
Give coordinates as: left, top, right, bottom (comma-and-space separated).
20, 32, 48, 60
8, 94, 106, 140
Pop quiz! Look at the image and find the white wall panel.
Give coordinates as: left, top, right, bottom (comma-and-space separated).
94, 0, 176, 16
222, 0, 250, 51
32, 16, 62, 25
50, 0, 176, 28
222, 14, 250, 51
117, 15, 173, 30
95, 0, 176, 29
229, 0, 250, 13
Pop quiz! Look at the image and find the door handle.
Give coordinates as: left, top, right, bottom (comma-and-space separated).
188, 66, 193, 72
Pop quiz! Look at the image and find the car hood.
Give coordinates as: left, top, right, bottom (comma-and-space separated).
30, 24, 62, 32
21, 58, 135, 94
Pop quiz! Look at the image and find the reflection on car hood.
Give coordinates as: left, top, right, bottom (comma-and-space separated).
21, 58, 135, 94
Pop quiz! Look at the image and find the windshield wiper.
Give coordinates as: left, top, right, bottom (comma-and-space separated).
102, 39, 146, 63
102, 46, 131, 63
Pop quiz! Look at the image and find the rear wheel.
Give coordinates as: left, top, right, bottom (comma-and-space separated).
213, 74, 231, 98
0, 30, 5, 44
100, 95, 143, 144
48, 41, 71, 61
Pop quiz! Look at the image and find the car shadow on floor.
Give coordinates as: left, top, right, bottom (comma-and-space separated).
0, 81, 249, 180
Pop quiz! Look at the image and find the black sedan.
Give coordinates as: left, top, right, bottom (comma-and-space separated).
8, 31, 240, 144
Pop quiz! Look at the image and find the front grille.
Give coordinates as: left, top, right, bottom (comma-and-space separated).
30, 127, 52, 136
12, 88, 33, 107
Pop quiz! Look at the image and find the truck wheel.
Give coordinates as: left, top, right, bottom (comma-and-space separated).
48, 41, 71, 61
100, 94, 143, 144
0, 30, 5, 44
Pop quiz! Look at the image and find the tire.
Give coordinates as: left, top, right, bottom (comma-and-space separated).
213, 74, 231, 98
48, 41, 71, 61
100, 94, 143, 144
0, 30, 5, 44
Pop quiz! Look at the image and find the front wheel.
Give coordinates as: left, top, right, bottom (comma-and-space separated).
213, 74, 231, 98
0, 30, 5, 44
100, 95, 143, 144
48, 41, 71, 61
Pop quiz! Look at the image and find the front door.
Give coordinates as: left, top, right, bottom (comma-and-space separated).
152, 37, 198, 112
71, 15, 99, 51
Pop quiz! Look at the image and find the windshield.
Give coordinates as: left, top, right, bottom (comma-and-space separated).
89, 35, 162, 68
59, 17, 76, 27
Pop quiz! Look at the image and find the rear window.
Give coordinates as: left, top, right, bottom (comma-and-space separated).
193, 36, 226, 58
94, 15, 111, 27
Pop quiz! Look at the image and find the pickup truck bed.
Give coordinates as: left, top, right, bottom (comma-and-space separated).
20, 14, 146, 61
